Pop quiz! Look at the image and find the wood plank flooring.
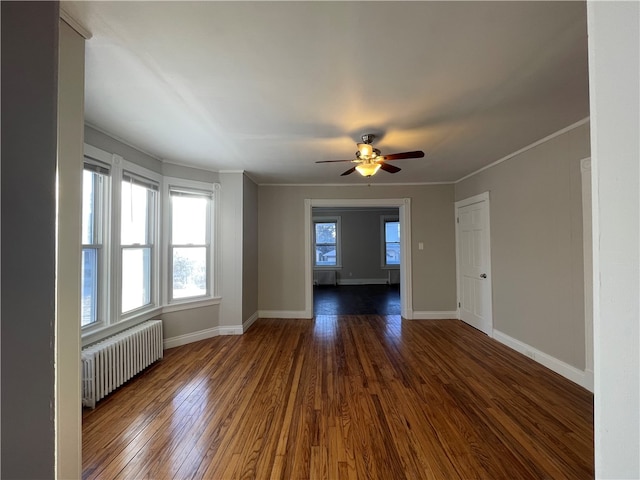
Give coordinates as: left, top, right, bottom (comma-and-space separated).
83, 317, 593, 479
313, 285, 400, 315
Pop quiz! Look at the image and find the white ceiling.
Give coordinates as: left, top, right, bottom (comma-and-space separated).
62, 1, 589, 185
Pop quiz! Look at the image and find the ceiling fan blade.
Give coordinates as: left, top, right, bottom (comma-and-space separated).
340, 166, 356, 176
382, 150, 425, 161
316, 159, 355, 164
379, 162, 401, 174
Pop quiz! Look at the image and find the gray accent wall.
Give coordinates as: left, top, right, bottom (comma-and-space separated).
258, 184, 457, 313
1, 2, 59, 477
455, 122, 590, 370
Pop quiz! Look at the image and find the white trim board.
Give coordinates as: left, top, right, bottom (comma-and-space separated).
411, 311, 458, 320
455, 117, 590, 183
337, 278, 388, 285
163, 325, 242, 350
243, 312, 259, 332
258, 310, 312, 319
493, 330, 594, 392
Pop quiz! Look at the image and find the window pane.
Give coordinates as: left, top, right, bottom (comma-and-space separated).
315, 222, 336, 245
385, 221, 400, 243
385, 221, 400, 265
172, 247, 207, 299
82, 170, 100, 244
386, 243, 401, 265
121, 181, 154, 245
81, 248, 98, 326
172, 196, 207, 245
315, 245, 337, 266
122, 248, 151, 313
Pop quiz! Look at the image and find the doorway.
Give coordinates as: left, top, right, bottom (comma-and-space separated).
304, 198, 413, 318
455, 192, 493, 335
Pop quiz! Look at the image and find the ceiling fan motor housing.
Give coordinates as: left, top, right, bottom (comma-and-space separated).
361, 134, 375, 144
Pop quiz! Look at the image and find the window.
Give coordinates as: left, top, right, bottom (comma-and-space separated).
120, 172, 158, 314
81, 161, 109, 327
383, 217, 400, 267
169, 187, 212, 301
314, 217, 341, 267
81, 145, 217, 338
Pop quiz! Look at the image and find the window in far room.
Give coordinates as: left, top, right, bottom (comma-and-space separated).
313, 217, 341, 268
382, 217, 400, 267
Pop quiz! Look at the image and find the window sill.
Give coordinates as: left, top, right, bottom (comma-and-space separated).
82, 307, 162, 347
162, 296, 221, 314
381, 265, 400, 270
82, 297, 222, 347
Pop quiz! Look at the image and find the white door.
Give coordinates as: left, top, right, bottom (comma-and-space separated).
456, 194, 492, 335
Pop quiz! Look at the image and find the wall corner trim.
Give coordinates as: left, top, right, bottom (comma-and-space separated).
60, 9, 92, 39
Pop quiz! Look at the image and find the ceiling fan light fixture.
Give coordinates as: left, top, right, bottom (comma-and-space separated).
357, 143, 374, 158
356, 163, 381, 177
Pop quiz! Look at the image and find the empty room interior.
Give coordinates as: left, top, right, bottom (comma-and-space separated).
2, 1, 639, 479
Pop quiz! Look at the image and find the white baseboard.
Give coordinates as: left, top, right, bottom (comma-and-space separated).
410, 311, 458, 320
258, 310, 312, 319
493, 330, 594, 392
164, 325, 242, 349
337, 278, 388, 285
243, 311, 259, 332
164, 327, 222, 349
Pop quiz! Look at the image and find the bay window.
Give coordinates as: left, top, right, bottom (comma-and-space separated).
81, 144, 218, 339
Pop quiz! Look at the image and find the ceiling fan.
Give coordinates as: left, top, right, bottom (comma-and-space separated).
316, 134, 425, 177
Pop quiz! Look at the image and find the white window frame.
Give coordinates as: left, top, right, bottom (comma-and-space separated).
381, 215, 400, 269
118, 165, 161, 318
313, 216, 341, 269
163, 177, 218, 306
81, 145, 162, 340
81, 157, 111, 331
81, 145, 222, 344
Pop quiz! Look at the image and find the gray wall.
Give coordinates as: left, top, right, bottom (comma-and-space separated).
242, 174, 259, 322
313, 207, 398, 283
455, 122, 590, 370
1, 2, 58, 477
85, 124, 163, 174
258, 184, 456, 313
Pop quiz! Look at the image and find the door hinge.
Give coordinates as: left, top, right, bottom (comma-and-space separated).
457, 217, 459, 224
458, 302, 461, 307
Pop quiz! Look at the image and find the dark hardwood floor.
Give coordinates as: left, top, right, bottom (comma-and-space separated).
314, 284, 400, 315
83, 317, 594, 479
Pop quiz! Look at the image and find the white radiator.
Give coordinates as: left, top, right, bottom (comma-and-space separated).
82, 320, 163, 408
314, 270, 337, 286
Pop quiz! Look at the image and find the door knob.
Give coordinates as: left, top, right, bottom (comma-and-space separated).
480, 273, 487, 278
